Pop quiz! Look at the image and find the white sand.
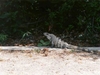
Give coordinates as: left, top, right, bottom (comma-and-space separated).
0, 50, 100, 75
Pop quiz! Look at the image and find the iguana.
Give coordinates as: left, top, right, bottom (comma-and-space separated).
44, 32, 69, 48
43, 32, 99, 53
43, 32, 83, 49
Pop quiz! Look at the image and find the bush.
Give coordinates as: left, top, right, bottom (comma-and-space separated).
0, 34, 7, 43
0, 0, 100, 45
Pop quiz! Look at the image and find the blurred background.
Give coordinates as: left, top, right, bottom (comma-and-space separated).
0, 0, 100, 46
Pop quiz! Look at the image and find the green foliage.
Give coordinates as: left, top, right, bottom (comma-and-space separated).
38, 40, 50, 47
0, 34, 7, 43
67, 25, 74, 31
0, 0, 100, 45
21, 31, 32, 39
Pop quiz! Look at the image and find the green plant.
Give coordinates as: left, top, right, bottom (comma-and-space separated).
67, 25, 74, 31
38, 40, 50, 47
0, 34, 7, 43
21, 31, 32, 39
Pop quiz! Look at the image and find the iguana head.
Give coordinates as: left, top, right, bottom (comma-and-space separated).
43, 32, 52, 41
43, 32, 49, 36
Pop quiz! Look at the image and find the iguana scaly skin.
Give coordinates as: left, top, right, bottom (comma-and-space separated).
44, 32, 69, 48
43, 32, 99, 54
57, 39, 69, 48
44, 32, 82, 50
44, 33, 78, 49
44, 32, 59, 47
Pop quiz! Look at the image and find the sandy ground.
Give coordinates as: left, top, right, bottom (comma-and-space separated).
0, 49, 100, 75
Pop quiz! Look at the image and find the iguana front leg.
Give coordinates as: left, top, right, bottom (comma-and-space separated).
51, 41, 55, 47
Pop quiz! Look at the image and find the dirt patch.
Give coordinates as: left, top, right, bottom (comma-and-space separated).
0, 50, 100, 75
